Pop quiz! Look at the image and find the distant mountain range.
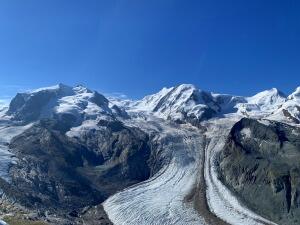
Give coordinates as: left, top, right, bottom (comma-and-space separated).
112, 83, 300, 124
0, 83, 300, 225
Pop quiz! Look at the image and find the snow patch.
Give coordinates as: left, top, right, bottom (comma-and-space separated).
240, 128, 251, 139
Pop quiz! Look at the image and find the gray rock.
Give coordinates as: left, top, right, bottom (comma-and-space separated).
218, 118, 300, 225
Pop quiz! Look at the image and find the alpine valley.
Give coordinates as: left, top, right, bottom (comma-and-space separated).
0, 83, 300, 225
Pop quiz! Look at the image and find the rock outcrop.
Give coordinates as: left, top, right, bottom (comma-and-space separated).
218, 118, 300, 225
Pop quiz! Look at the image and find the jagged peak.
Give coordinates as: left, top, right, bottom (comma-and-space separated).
174, 83, 197, 91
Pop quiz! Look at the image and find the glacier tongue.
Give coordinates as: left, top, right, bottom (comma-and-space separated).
103, 117, 207, 225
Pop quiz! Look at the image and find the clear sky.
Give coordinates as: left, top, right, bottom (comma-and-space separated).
0, 0, 299, 101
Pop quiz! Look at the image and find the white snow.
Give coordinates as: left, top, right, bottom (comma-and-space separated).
240, 127, 251, 139
29, 84, 63, 93
0, 220, 7, 225
66, 119, 106, 138
54, 86, 113, 121
212, 93, 246, 114
132, 87, 173, 112
257, 119, 271, 126
233, 88, 286, 119
247, 88, 285, 107
287, 86, 300, 100
267, 90, 300, 124
0, 121, 32, 182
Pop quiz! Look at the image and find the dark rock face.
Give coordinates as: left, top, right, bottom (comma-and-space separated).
218, 118, 300, 225
8, 121, 104, 211
7, 91, 57, 122
2, 118, 151, 220
89, 92, 109, 109
74, 119, 152, 197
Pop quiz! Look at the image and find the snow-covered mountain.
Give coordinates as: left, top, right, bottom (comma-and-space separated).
117, 84, 299, 125
268, 86, 300, 123
235, 88, 286, 117
0, 83, 300, 225
5, 84, 126, 125
2, 83, 300, 132
130, 84, 220, 122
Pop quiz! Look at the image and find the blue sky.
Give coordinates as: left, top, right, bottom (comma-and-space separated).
0, 0, 299, 101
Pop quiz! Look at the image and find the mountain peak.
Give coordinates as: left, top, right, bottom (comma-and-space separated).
288, 86, 300, 100
175, 83, 197, 91
247, 88, 286, 105
131, 83, 218, 121
73, 84, 93, 94
254, 87, 285, 96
